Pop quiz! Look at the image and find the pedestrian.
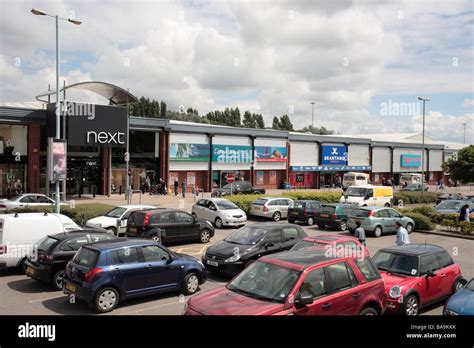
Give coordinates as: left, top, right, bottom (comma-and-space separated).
182, 179, 186, 198
354, 220, 366, 247
174, 179, 179, 196
145, 176, 151, 192
395, 221, 410, 246
459, 204, 470, 222
14, 179, 22, 195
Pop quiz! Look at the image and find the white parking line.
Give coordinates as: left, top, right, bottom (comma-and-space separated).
28, 294, 65, 303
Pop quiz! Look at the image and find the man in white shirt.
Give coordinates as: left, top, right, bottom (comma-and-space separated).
395, 221, 410, 246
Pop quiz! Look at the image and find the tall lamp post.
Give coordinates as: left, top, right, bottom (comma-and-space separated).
418, 97, 430, 194
462, 123, 467, 144
311, 102, 315, 127
31, 8, 81, 213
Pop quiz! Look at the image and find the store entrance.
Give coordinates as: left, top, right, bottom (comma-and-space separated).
67, 160, 101, 195
320, 172, 342, 188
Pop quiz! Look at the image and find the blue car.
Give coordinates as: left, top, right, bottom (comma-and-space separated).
63, 238, 206, 313
444, 278, 473, 315
435, 200, 474, 216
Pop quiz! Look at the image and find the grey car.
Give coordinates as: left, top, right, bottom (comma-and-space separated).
249, 197, 294, 221
347, 206, 415, 238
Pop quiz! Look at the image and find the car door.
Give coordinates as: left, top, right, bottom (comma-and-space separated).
242, 182, 252, 194
375, 209, 394, 232
118, 209, 137, 234
419, 253, 444, 304
174, 211, 200, 242
281, 226, 300, 250
18, 195, 36, 208
153, 212, 178, 243
193, 199, 207, 220
325, 262, 361, 314
281, 199, 293, 218
206, 201, 218, 222
36, 195, 54, 207
259, 229, 283, 256
140, 245, 181, 291
109, 246, 147, 296
388, 209, 403, 230
293, 267, 336, 315
434, 251, 458, 297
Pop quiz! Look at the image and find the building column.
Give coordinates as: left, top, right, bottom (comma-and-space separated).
208, 134, 214, 192
285, 141, 290, 186
389, 147, 394, 180
100, 147, 110, 195
27, 124, 41, 193
250, 136, 255, 186
158, 130, 169, 186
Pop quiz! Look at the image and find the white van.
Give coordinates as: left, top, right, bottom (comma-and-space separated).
340, 185, 394, 207
400, 173, 423, 185
0, 213, 81, 270
342, 172, 370, 189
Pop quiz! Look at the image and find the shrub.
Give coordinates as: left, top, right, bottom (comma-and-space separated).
282, 191, 342, 203
403, 212, 435, 231
441, 219, 474, 235
227, 194, 264, 214
410, 205, 437, 217
394, 192, 439, 205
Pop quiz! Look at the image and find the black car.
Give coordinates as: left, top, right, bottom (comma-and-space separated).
211, 181, 266, 197
202, 222, 308, 276
314, 203, 357, 231
287, 200, 321, 226
126, 208, 215, 245
25, 230, 117, 290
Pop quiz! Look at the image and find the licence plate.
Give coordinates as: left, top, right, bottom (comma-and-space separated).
207, 260, 219, 267
320, 214, 328, 218
26, 266, 34, 275
65, 282, 76, 293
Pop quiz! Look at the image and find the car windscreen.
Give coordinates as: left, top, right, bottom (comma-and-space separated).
344, 175, 354, 181
351, 209, 371, 217
224, 226, 268, 245
226, 261, 300, 303
465, 279, 474, 291
72, 247, 99, 268
319, 205, 336, 214
105, 207, 128, 218
128, 211, 147, 225
252, 198, 268, 206
36, 236, 60, 251
291, 239, 325, 251
223, 183, 239, 189
346, 187, 367, 197
215, 200, 239, 210
372, 251, 419, 276
290, 201, 306, 209
437, 201, 461, 210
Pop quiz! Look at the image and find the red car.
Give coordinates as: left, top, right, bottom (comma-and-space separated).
372, 244, 464, 315
291, 235, 369, 257
184, 248, 387, 315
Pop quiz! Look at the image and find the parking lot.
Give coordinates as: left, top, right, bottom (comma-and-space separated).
0, 217, 472, 316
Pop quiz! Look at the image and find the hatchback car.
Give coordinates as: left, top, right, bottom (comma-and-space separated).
372, 244, 464, 315
62, 239, 206, 313
444, 278, 473, 315
192, 198, 246, 228
314, 203, 357, 231
249, 197, 294, 221
126, 208, 214, 245
291, 235, 369, 257
185, 248, 386, 315
435, 200, 474, 217
25, 230, 116, 290
347, 207, 415, 237
400, 183, 429, 192
202, 223, 307, 276
287, 200, 321, 226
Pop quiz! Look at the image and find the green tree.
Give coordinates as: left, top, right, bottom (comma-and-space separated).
278, 114, 293, 131
242, 111, 256, 128
160, 101, 167, 118
272, 116, 280, 130
443, 145, 474, 184
255, 114, 265, 129
300, 125, 334, 135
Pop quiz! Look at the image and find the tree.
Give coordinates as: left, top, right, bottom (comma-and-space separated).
278, 114, 294, 131
300, 125, 334, 135
242, 111, 256, 128
255, 114, 265, 129
272, 116, 280, 130
443, 145, 474, 184
160, 101, 167, 118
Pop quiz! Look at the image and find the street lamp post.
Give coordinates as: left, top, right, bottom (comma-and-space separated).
462, 123, 467, 144
418, 97, 430, 194
31, 8, 81, 213
311, 102, 315, 128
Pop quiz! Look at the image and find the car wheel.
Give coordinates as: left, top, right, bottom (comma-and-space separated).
406, 223, 413, 234
17, 258, 27, 274
453, 277, 464, 292
200, 229, 211, 243
288, 219, 295, 223
52, 270, 65, 291
106, 227, 116, 236
340, 220, 347, 231
182, 273, 200, 295
359, 307, 378, 316
404, 294, 419, 316
374, 226, 383, 238
151, 235, 161, 243
215, 217, 223, 228
95, 287, 119, 313
272, 211, 281, 221
307, 217, 314, 226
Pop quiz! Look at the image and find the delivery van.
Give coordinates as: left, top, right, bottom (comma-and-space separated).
400, 173, 423, 185
342, 172, 370, 189
0, 213, 81, 270
340, 185, 393, 207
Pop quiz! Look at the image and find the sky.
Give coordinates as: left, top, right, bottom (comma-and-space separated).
0, 0, 473, 143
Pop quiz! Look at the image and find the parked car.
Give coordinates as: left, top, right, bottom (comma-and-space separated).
435, 200, 474, 217
85, 204, 156, 236
63, 239, 206, 313
340, 185, 393, 207
314, 203, 357, 231
347, 207, 414, 238
436, 193, 468, 205
0, 213, 82, 271
444, 278, 473, 315
0, 193, 61, 210
185, 248, 386, 315
291, 235, 369, 257
211, 181, 265, 197
25, 230, 116, 290
400, 183, 429, 192
126, 208, 214, 245
202, 222, 307, 276
192, 198, 246, 228
249, 197, 294, 221
372, 244, 464, 315
287, 200, 321, 226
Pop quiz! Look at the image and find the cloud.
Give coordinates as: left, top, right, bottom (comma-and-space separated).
463, 99, 474, 107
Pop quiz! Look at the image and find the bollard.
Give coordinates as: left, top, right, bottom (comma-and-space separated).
119, 185, 122, 195
93, 186, 96, 198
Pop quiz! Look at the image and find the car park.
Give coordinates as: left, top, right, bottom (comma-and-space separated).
347, 207, 414, 237
400, 183, 429, 192
192, 198, 246, 228
314, 203, 357, 231
85, 204, 156, 236
202, 222, 307, 276
25, 230, 117, 290
0, 193, 58, 210
340, 185, 393, 207
211, 181, 265, 197
249, 197, 294, 221
290, 235, 369, 257
126, 208, 214, 244
372, 244, 464, 315
62, 238, 206, 313
287, 200, 321, 226
185, 248, 386, 315
435, 200, 474, 217
443, 278, 474, 315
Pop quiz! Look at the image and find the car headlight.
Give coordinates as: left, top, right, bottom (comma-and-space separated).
389, 285, 402, 299
444, 309, 458, 316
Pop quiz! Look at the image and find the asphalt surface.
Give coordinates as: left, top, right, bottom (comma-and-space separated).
0, 217, 472, 315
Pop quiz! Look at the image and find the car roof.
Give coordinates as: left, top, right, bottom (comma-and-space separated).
132, 208, 169, 213
294, 200, 320, 203
48, 229, 110, 240
379, 243, 445, 256
264, 248, 344, 268
353, 206, 388, 211
304, 235, 356, 242
84, 238, 153, 251
118, 205, 156, 209
249, 222, 298, 228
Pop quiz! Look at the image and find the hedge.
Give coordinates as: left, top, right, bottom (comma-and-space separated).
402, 212, 435, 231
394, 192, 439, 205
442, 220, 474, 235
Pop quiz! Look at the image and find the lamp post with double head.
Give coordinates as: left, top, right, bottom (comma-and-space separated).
418, 97, 430, 194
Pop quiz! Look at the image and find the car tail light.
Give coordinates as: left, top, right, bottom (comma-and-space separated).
84, 267, 103, 282
369, 210, 376, 217
0, 245, 6, 254
332, 213, 338, 219
44, 255, 54, 263
263, 206, 269, 212
0, 204, 6, 209
143, 213, 151, 226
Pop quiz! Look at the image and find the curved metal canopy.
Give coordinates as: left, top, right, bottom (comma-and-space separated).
35, 81, 138, 105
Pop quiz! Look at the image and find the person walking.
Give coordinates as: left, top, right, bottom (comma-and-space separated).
354, 220, 366, 247
182, 179, 187, 198
395, 221, 410, 246
174, 179, 179, 196
459, 204, 470, 222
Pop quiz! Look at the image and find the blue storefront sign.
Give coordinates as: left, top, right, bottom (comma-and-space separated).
291, 165, 372, 172
321, 145, 347, 165
400, 154, 421, 167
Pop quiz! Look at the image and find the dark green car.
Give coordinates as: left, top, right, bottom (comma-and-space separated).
314, 203, 357, 231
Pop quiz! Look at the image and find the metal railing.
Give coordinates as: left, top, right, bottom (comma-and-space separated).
126, 189, 143, 205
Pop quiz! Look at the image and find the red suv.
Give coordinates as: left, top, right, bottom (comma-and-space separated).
184, 248, 386, 315
372, 244, 464, 315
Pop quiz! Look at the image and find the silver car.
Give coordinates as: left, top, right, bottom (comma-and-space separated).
192, 198, 247, 228
249, 197, 294, 221
0, 193, 56, 210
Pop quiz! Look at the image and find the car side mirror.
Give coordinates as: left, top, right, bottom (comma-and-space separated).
460, 278, 468, 285
193, 215, 197, 223
425, 271, 436, 278
264, 242, 274, 249
165, 257, 173, 264
294, 294, 313, 308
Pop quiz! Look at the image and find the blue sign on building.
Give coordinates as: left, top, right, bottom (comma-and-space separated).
400, 154, 421, 167
321, 145, 348, 165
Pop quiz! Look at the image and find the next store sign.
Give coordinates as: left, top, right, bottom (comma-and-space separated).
321, 145, 347, 165
401, 154, 421, 167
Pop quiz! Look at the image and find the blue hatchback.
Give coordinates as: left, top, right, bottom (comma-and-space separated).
444, 278, 474, 316
62, 238, 206, 313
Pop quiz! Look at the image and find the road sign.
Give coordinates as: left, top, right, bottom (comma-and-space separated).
227, 174, 235, 183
